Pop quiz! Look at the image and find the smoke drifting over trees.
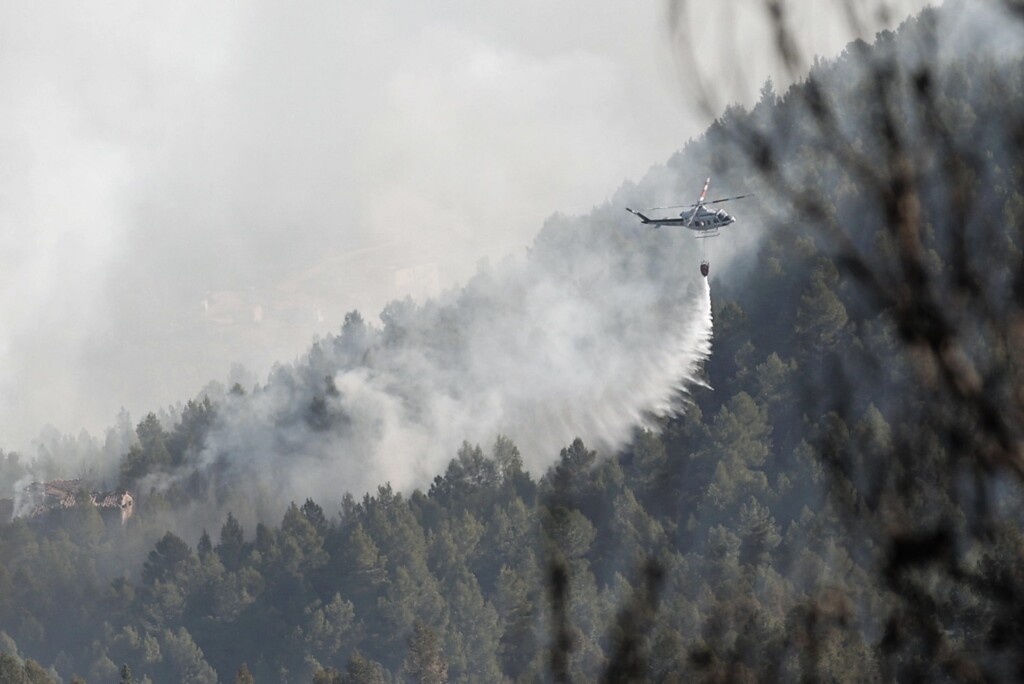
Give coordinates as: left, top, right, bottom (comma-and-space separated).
0, 0, 701, 452
2, 1, 1024, 682
128, 205, 716, 521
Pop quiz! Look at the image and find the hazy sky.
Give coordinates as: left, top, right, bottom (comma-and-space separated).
0, 0, 932, 451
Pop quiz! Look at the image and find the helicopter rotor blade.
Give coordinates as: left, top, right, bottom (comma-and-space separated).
704, 194, 754, 205
644, 192, 753, 211
649, 203, 699, 210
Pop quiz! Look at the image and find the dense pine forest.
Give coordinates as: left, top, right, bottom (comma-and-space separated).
3, 5, 1024, 682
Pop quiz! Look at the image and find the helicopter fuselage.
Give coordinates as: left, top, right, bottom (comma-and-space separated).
685, 206, 735, 230
625, 206, 735, 231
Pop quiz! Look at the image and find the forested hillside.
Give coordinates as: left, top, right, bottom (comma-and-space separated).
2, 5, 1024, 682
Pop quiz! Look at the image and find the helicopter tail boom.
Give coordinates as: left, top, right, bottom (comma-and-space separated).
625, 208, 652, 223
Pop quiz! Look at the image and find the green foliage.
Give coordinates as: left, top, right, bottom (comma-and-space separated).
403, 621, 448, 684
216, 512, 246, 571
143, 532, 195, 586
0, 653, 29, 684
233, 662, 255, 684
156, 627, 217, 684
795, 257, 848, 349
120, 414, 172, 488
340, 650, 387, 684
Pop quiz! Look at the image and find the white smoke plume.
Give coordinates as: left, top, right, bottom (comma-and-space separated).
156, 208, 715, 515
114, 0, 1022, 529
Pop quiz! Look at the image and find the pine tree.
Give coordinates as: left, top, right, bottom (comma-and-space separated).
0, 654, 28, 684
233, 662, 255, 684
142, 532, 195, 585
403, 621, 448, 684
217, 512, 246, 571
197, 529, 213, 557
341, 650, 387, 684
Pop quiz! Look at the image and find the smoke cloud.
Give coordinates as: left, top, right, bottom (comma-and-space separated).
155, 209, 716, 514
0, 0, 938, 455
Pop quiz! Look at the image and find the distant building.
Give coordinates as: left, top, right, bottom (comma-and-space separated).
9, 480, 134, 525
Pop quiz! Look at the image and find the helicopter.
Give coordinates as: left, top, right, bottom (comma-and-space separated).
625, 178, 752, 275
